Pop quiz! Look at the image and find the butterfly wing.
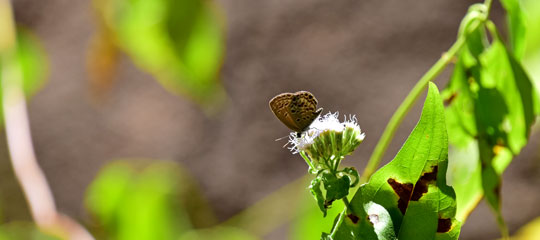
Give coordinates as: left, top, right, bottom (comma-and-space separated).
289, 91, 321, 132
269, 93, 304, 132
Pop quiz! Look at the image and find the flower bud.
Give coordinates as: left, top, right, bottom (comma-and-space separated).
290, 112, 365, 171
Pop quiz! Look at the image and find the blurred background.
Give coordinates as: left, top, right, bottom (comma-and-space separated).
1, 0, 540, 239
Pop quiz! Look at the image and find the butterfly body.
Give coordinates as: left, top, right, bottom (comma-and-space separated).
269, 91, 323, 137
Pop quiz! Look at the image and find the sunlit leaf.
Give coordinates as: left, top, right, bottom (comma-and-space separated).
329, 83, 459, 240
92, 0, 226, 107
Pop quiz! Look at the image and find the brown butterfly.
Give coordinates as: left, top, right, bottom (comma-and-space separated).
269, 91, 323, 137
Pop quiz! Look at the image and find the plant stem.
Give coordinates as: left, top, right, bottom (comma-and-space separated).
342, 197, 353, 214
300, 151, 316, 173
360, 0, 496, 183
360, 37, 466, 183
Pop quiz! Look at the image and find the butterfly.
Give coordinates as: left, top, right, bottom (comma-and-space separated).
269, 91, 323, 137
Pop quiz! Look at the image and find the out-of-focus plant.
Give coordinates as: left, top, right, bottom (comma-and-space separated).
86, 160, 190, 239
522, 0, 540, 93
1, 1, 94, 239
0, 223, 60, 240
508, 217, 540, 240
0, 27, 48, 122
89, 0, 226, 108
85, 159, 258, 240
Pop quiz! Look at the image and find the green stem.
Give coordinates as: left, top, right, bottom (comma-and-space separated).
360, 37, 466, 183
360, 0, 495, 183
342, 197, 353, 214
300, 151, 316, 173
485, 0, 494, 16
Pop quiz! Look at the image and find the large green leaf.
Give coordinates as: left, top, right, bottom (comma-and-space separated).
93, 0, 225, 106
328, 83, 459, 240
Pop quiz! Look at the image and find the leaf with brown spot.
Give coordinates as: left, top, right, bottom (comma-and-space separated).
329, 83, 461, 240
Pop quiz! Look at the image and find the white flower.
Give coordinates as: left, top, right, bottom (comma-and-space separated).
288, 112, 365, 171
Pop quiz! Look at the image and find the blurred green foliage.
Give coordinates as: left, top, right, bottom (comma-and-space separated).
85, 160, 258, 240
290, 193, 346, 240
0, 28, 48, 121
178, 227, 258, 240
0, 223, 60, 240
509, 216, 540, 240
86, 160, 190, 239
522, 0, 540, 94
500, 0, 527, 59
91, 0, 226, 107
522, 0, 540, 55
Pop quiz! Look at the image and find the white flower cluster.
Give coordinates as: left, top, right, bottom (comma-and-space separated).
288, 112, 365, 171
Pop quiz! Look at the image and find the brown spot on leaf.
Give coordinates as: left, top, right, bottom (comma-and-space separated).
494, 184, 501, 197
387, 178, 413, 215
444, 92, 458, 106
411, 166, 438, 201
437, 218, 452, 232
347, 214, 359, 224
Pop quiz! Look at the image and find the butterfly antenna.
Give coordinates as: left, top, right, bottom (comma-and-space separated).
274, 135, 290, 142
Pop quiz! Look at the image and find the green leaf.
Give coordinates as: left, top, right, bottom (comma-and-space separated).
309, 172, 352, 217
85, 160, 193, 240
93, 0, 225, 106
342, 167, 360, 188
500, 0, 527, 59
329, 83, 459, 240
310, 177, 327, 216
322, 172, 350, 208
